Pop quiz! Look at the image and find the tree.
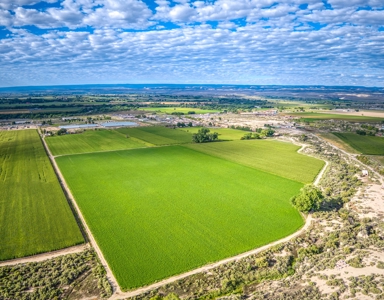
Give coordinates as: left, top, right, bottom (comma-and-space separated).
290, 185, 323, 212
57, 128, 67, 136
241, 133, 261, 140
299, 134, 308, 141
192, 127, 219, 143
260, 128, 275, 137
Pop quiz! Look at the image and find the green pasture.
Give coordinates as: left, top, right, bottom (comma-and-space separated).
287, 112, 383, 123
140, 106, 220, 114
185, 140, 324, 183
0, 130, 83, 260
332, 133, 384, 155
57, 146, 306, 290
116, 126, 193, 145
372, 156, 384, 165
318, 133, 361, 154
272, 100, 332, 109
179, 127, 247, 140
46, 129, 149, 156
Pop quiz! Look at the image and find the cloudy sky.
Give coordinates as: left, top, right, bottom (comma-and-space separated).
0, 0, 383, 87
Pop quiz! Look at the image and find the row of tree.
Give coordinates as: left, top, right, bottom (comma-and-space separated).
241, 128, 275, 140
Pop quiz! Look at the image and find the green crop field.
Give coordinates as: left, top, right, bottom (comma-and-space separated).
179, 127, 247, 140
56, 142, 323, 290
286, 112, 384, 123
332, 133, 384, 155
116, 126, 193, 145
46, 129, 149, 156
185, 140, 324, 183
318, 133, 361, 154
141, 107, 220, 114
0, 130, 83, 260
370, 156, 384, 166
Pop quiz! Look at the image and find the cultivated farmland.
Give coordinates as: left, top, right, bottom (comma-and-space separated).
56, 142, 322, 290
116, 126, 193, 145
185, 140, 324, 183
287, 112, 384, 123
46, 129, 149, 156
318, 133, 361, 154
0, 130, 83, 260
332, 132, 384, 155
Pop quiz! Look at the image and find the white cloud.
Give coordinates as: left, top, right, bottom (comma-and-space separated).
0, 0, 384, 86
0, 9, 12, 26
0, 0, 58, 10
84, 0, 153, 29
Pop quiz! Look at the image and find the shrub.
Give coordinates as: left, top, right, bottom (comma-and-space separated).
290, 185, 324, 212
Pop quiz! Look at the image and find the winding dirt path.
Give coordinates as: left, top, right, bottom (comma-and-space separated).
0, 244, 88, 267
287, 138, 329, 187
314, 160, 329, 186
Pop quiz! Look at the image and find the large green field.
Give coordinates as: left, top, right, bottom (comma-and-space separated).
287, 112, 384, 123
185, 140, 324, 183
332, 133, 384, 155
46, 129, 149, 156
0, 130, 83, 260
56, 143, 322, 290
116, 126, 193, 145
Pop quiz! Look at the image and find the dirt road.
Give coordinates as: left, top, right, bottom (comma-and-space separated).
39, 131, 121, 294
0, 244, 87, 267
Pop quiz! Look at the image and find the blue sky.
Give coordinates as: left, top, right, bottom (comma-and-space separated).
0, 0, 383, 87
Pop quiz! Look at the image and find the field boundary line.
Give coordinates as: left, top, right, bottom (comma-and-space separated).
53, 145, 155, 158
39, 129, 122, 294
0, 244, 88, 267
278, 137, 328, 186
296, 142, 329, 187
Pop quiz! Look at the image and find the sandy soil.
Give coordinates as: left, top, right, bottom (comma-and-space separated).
308, 139, 384, 300
348, 181, 384, 219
